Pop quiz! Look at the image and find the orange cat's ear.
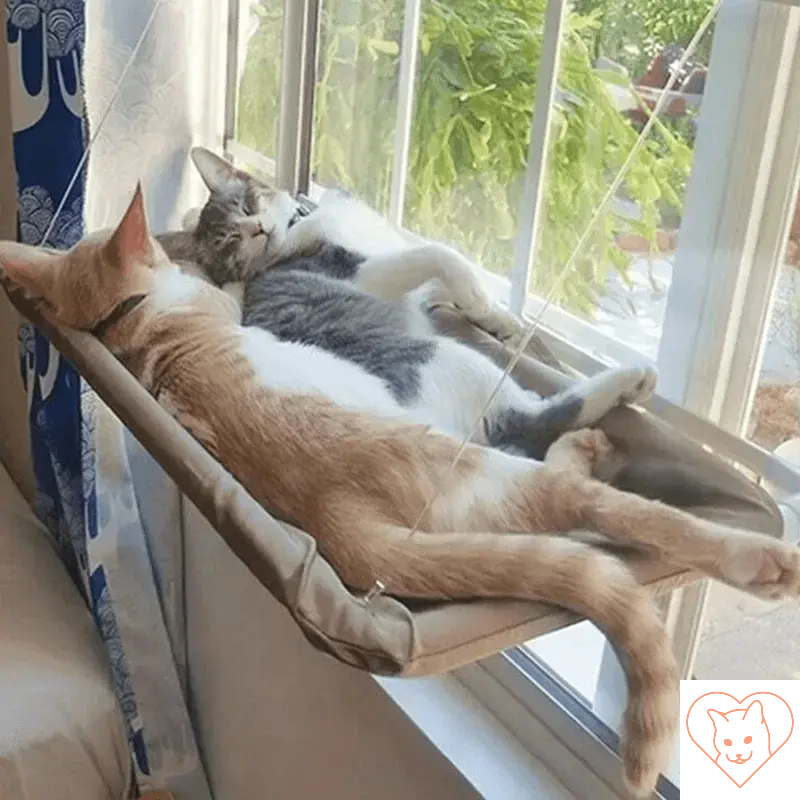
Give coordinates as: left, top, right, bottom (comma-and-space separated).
104, 182, 153, 270
743, 700, 765, 723
191, 146, 239, 191
0, 241, 61, 296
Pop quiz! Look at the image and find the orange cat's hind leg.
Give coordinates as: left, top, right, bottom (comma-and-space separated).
540, 429, 800, 601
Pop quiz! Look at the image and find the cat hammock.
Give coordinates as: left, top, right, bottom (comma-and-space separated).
2, 277, 783, 677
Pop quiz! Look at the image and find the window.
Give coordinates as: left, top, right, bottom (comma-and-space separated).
225, 0, 800, 794
694, 192, 800, 682
231, 0, 284, 163
533, 1, 715, 360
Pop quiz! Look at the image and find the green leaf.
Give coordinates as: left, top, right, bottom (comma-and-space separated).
593, 68, 631, 88
458, 117, 489, 163
366, 38, 400, 56
457, 83, 498, 102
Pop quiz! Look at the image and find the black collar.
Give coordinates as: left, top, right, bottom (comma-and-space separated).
90, 293, 148, 338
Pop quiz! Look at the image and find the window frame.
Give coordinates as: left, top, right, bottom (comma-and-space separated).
652, 0, 800, 679
224, 0, 800, 793
455, 650, 681, 800
387, 0, 423, 224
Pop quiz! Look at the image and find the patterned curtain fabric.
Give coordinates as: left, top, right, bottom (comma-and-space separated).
7, 0, 88, 583
6, 1, 211, 796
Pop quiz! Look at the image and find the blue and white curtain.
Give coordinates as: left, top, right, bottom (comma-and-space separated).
7, 1, 211, 796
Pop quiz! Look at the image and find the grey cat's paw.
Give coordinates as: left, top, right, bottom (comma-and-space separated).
452, 288, 494, 321
427, 246, 495, 319
447, 275, 494, 320
574, 364, 658, 428
476, 303, 526, 344
618, 364, 658, 406
427, 273, 494, 321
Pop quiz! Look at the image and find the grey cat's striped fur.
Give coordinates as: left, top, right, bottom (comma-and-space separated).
245, 259, 436, 405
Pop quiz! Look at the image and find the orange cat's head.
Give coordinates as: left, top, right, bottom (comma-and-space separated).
0, 184, 172, 330
708, 700, 771, 765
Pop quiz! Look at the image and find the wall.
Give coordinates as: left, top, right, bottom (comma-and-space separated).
184, 503, 478, 800
0, 25, 34, 504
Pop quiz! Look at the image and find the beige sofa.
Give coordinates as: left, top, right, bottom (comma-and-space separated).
0, 461, 130, 799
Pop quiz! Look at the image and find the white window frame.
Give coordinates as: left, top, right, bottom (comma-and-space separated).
223, 0, 800, 793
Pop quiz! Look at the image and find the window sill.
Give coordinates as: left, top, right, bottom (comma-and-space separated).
374, 672, 580, 800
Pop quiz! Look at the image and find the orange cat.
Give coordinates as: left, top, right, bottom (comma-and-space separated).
2, 185, 799, 796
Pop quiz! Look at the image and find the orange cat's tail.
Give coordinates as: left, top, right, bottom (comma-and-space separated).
333, 525, 678, 796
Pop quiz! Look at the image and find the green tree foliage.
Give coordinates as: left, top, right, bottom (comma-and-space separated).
237, 0, 702, 313
573, 0, 715, 75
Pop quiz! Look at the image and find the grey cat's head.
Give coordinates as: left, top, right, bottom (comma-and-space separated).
189, 147, 300, 284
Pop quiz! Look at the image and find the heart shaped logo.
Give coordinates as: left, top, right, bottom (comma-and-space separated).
685, 692, 794, 787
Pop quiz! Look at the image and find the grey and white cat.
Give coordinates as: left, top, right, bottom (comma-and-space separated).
158, 147, 658, 461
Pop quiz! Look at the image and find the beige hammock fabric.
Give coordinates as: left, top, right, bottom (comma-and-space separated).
3, 281, 783, 677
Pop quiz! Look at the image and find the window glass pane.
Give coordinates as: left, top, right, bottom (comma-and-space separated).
694, 213, 800, 681
310, 1, 549, 258
520, 625, 682, 789
514, 6, 718, 790
236, 0, 285, 160
529, 0, 716, 358
516, 6, 799, 786
401, 1, 543, 272
311, 0, 405, 213
524, 621, 606, 706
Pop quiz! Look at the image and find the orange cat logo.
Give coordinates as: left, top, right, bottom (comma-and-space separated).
685, 692, 794, 787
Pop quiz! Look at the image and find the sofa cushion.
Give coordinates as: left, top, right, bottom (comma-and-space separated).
0, 465, 130, 799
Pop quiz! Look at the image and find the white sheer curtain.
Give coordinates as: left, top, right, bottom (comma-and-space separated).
84, 0, 228, 231
80, 0, 229, 795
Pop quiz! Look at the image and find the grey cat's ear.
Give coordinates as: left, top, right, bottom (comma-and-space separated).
191, 146, 238, 192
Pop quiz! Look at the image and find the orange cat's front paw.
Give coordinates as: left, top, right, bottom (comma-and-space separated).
721, 537, 800, 600
545, 428, 615, 472
561, 428, 614, 460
